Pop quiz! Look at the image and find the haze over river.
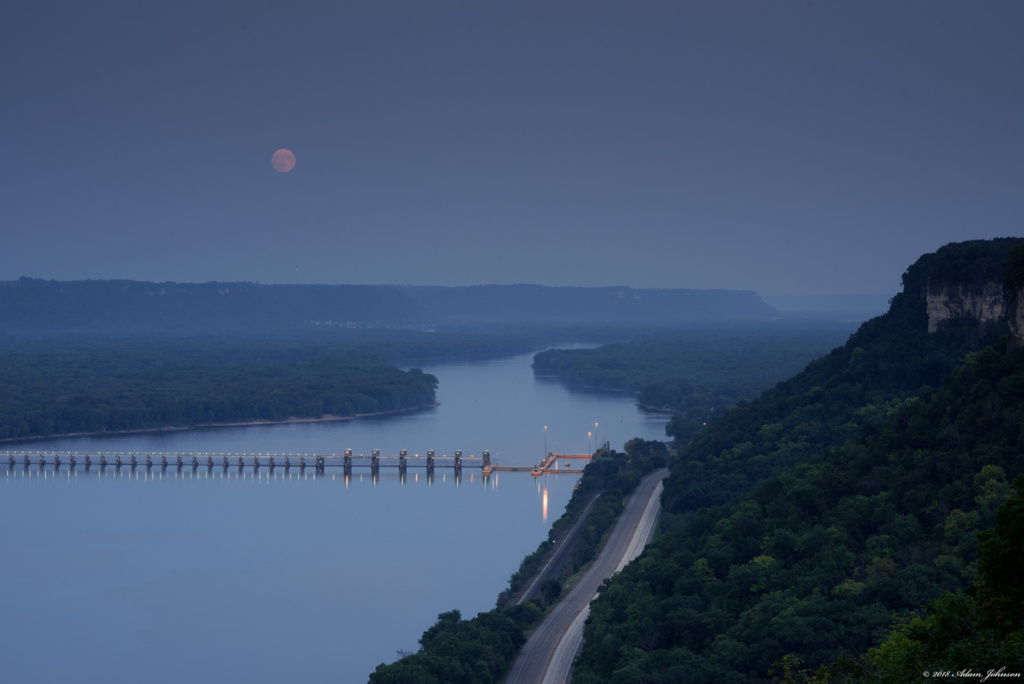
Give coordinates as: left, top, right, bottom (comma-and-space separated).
1, 351, 670, 683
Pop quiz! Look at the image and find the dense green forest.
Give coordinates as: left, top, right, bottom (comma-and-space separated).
0, 331, 544, 440
366, 608, 526, 684
532, 325, 854, 435
572, 239, 1024, 682
794, 476, 1024, 682
0, 346, 437, 439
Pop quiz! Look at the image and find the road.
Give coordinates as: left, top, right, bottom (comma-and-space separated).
506, 468, 669, 684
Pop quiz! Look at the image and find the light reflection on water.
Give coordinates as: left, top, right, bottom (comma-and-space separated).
0, 352, 669, 684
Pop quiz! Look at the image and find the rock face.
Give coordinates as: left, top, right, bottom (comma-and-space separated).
1008, 287, 1024, 348
924, 281, 1006, 334
902, 238, 1024, 337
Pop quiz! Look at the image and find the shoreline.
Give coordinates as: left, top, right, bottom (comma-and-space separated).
0, 403, 440, 445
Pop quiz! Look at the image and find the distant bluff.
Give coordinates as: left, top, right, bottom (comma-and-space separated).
0, 280, 778, 335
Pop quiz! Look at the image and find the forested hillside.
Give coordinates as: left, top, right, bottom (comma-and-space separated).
532, 325, 854, 433
0, 344, 438, 440
573, 239, 1024, 682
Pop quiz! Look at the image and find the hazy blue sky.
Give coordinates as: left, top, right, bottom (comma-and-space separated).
3, 1, 1021, 296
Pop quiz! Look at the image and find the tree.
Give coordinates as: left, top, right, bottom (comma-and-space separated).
975, 475, 1024, 631
541, 578, 563, 604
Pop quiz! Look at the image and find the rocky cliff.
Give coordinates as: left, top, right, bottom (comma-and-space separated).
924, 281, 1006, 333
1003, 243, 1024, 349
1008, 292, 1024, 347
901, 238, 1024, 337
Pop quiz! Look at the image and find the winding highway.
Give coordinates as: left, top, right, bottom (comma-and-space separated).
506, 467, 669, 684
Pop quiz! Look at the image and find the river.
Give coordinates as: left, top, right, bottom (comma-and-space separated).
0, 351, 670, 684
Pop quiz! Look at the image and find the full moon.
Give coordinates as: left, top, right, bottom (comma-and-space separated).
271, 149, 296, 173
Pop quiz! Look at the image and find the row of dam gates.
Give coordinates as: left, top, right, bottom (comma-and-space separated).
3, 449, 594, 476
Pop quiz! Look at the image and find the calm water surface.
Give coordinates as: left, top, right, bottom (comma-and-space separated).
1, 351, 670, 683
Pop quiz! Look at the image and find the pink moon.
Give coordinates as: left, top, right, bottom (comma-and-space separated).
271, 149, 296, 173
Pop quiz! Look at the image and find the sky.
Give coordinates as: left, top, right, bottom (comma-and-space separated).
2, 1, 1022, 298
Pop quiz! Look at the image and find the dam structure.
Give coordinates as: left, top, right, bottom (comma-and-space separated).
4, 449, 490, 476
7, 447, 598, 481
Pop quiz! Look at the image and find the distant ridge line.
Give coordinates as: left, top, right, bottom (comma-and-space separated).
0, 278, 778, 335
